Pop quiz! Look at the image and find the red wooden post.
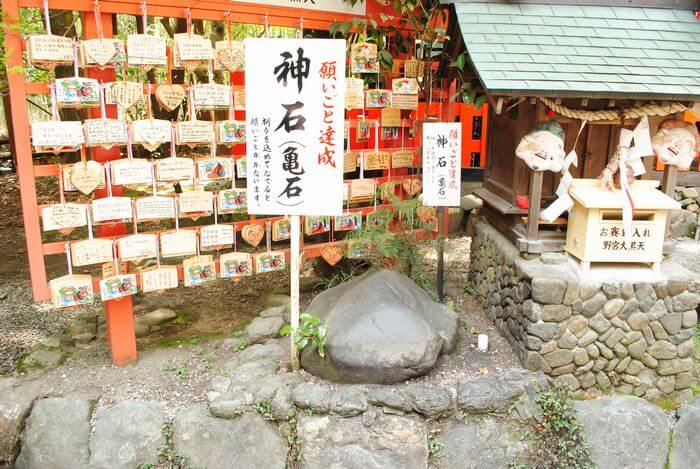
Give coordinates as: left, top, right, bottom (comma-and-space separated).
3, 0, 50, 301
83, 9, 137, 365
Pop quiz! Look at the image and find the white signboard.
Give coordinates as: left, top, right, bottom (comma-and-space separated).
245, 38, 345, 216
231, 0, 364, 14
422, 122, 461, 207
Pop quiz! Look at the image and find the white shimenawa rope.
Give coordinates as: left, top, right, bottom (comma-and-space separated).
539, 97, 687, 121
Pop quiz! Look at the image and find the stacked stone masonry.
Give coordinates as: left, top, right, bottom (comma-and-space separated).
469, 219, 699, 400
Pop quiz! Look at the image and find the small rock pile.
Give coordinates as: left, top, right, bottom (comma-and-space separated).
670, 186, 700, 238
674, 186, 700, 214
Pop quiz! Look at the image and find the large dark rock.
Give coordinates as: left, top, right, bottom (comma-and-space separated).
300, 269, 458, 384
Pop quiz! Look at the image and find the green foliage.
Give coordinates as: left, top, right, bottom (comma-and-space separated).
528, 383, 594, 469
463, 282, 474, 294
316, 266, 360, 290
163, 362, 189, 380
253, 401, 274, 420
231, 339, 249, 352
280, 313, 329, 358
448, 51, 488, 109
140, 422, 189, 469
281, 415, 303, 466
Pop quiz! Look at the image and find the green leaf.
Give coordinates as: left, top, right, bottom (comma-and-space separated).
297, 337, 309, 349
329, 22, 340, 38
279, 325, 292, 336
474, 94, 488, 110
340, 22, 351, 37
455, 53, 466, 71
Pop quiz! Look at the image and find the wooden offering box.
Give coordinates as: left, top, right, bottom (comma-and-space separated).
565, 179, 680, 272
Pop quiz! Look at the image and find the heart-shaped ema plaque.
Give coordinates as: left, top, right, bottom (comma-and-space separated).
132, 119, 171, 151
321, 245, 344, 266
402, 178, 423, 197
82, 39, 118, 66
216, 47, 244, 73
70, 160, 103, 195
155, 85, 186, 112
109, 81, 143, 111
241, 224, 264, 248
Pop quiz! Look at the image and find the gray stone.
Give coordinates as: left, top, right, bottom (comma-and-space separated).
551, 363, 576, 376
15, 397, 93, 469
541, 305, 572, 322
20, 348, 65, 370
582, 292, 608, 318
447, 207, 464, 233
366, 388, 413, 414
523, 300, 542, 322
133, 320, 150, 338
90, 401, 165, 469
641, 353, 659, 368
557, 329, 578, 349
579, 283, 601, 301
543, 349, 574, 368
677, 339, 694, 358
635, 283, 656, 302
568, 316, 588, 335
580, 372, 596, 389
669, 328, 696, 345
301, 270, 458, 384
524, 335, 543, 351
649, 321, 669, 340
597, 342, 615, 359
675, 372, 692, 390
626, 359, 644, 376
657, 376, 675, 394
596, 372, 612, 389
209, 387, 255, 418
681, 309, 697, 328
668, 209, 696, 238
578, 330, 598, 347
0, 381, 41, 465
439, 417, 529, 468
610, 316, 631, 332
586, 344, 600, 359
270, 385, 296, 421
589, 313, 611, 334
246, 316, 284, 344
621, 331, 642, 346
575, 397, 668, 469
627, 312, 650, 331
540, 252, 566, 265
556, 374, 580, 391
619, 298, 641, 320
173, 406, 286, 469
605, 329, 625, 349
531, 277, 566, 304
681, 187, 698, 198
615, 356, 632, 373
234, 342, 284, 366
527, 321, 559, 342
602, 283, 622, 298
331, 387, 368, 417
647, 341, 676, 360
140, 308, 177, 326
293, 382, 332, 413
573, 348, 589, 366
298, 414, 427, 468
265, 294, 291, 309
259, 304, 288, 318
603, 299, 625, 319
540, 340, 558, 355
671, 291, 700, 311
563, 280, 579, 305
410, 386, 454, 418
628, 339, 648, 359
659, 313, 683, 335
642, 325, 656, 344
457, 369, 545, 414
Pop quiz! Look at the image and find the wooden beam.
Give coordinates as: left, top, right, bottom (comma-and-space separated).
526, 170, 544, 241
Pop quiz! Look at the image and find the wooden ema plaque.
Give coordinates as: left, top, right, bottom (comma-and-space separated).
350, 42, 378, 73
105, 81, 144, 110
365, 89, 392, 108
218, 121, 246, 145
132, 119, 171, 151
334, 212, 363, 231
83, 118, 128, 149
363, 151, 390, 170
92, 196, 132, 223
27, 35, 73, 66
127, 34, 167, 66
304, 216, 330, 235
173, 33, 214, 69
160, 230, 197, 258
155, 85, 186, 112
343, 151, 357, 173
156, 158, 195, 182
218, 189, 247, 214
31, 121, 84, 151
110, 159, 152, 186
193, 84, 231, 110
254, 251, 286, 273
140, 265, 179, 292
272, 218, 291, 241
71, 238, 114, 267
197, 158, 233, 182
99, 273, 137, 301
136, 196, 176, 221
200, 224, 234, 250
66, 161, 104, 195
176, 121, 215, 147
183, 255, 216, 287
80, 38, 125, 67
345, 77, 364, 110
220, 252, 252, 278
381, 108, 401, 128
179, 191, 213, 214
41, 203, 87, 232
49, 274, 94, 308
350, 178, 375, 199
391, 150, 416, 168
55, 77, 100, 108
214, 40, 245, 72
117, 234, 158, 262
391, 78, 419, 95
392, 93, 418, 110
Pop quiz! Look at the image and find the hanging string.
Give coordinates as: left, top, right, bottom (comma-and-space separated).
359, 150, 365, 179
131, 199, 138, 234
146, 83, 152, 119
185, 7, 192, 35
150, 162, 157, 196
86, 205, 94, 240
72, 41, 79, 77
139, 0, 148, 34
265, 220, 271, 252
228, 87, 235, 120
65, 242, 73, 275
93, 0, 104, 39
99, 83, 107, 119
57, 163, 65, 204
112, 240, 119, 275
49, 84, 59, 120
105, 160, 113, 197
173, 198, 180, 231
231, 156, 236, 189
155, 230, 161, 267
126, 127, 134, 160
188, 86, 196, 121
170, 123, 177, 158
213, 195, 218, 226
43, 0, 52, 35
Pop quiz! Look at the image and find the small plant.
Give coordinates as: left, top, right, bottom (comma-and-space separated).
254, 401, 274, 420
163, 362, 189, 380
427, 434, 444, 459
528, 383, 594, 469
316, 267, 360, 290
231, 339, 249, 352
280, 313, 329, 358
463, 282, 474, 294
282, 415, 303, 466
140, 422, 189, 468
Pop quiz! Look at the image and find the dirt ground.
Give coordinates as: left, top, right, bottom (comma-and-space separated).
0, 172, 523, 414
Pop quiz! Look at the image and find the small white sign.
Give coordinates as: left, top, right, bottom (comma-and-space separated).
422, 122, 461, 207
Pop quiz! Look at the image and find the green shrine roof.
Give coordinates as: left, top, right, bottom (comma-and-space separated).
449, 1, 700, 100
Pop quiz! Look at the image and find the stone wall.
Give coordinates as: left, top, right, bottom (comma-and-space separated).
469, 218, 699, 400
669, 186, 700, 238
